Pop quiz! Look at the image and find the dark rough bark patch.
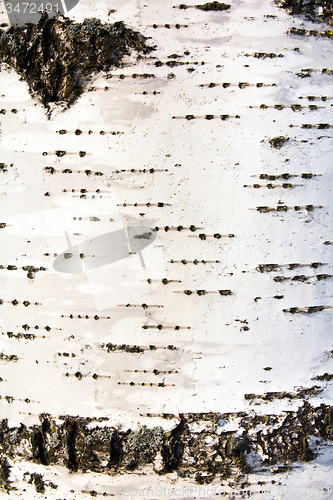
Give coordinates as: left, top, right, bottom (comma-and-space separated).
31, 429, 48, 465
162, 418, 188, 472
0, 404, 332, 482
179, 2, 231, 10
277, 0, 333, 24
32, 473, 45, 494
196, 2, 231, 11
65, 419, 78, 471
269, 136, 290, 149
0, 457, 11, 491
0, 14, 153, 107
